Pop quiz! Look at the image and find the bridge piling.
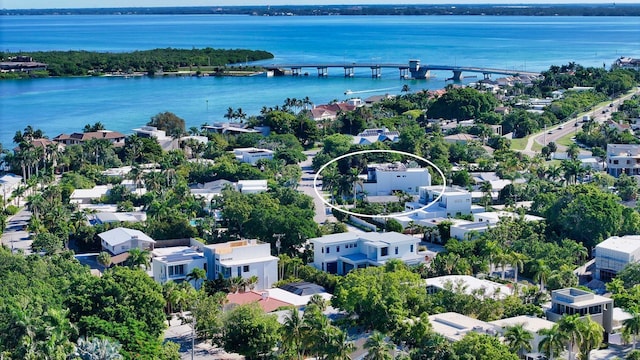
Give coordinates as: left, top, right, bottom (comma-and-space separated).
371, 66, 381, 78
344, 67, 354, 77
317, 67, 328, 77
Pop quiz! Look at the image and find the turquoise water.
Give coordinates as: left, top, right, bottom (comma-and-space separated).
1, 15, 639, 148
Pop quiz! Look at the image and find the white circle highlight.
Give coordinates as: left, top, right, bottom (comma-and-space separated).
312, 149, 446, 219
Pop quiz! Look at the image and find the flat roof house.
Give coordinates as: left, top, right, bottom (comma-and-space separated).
204, 239, 278, 291
490, 315, 556, 354
309, 231, 423, 275
425, 275, 514, 300
70, 185, 111, 205
595, 235, 640, 282
98, 227, 155, 256
606, 144, 640, 177
152, 247, 207, 288
428, 312, 497, 342
237, 179, 268, 194
362, 162, 431, 196
233, 147, 274, 165
546, 288, 614, 334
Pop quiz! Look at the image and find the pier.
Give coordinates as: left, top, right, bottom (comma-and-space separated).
264, 59, 540, 80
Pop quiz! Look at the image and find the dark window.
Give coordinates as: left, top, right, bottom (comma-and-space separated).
327, 247, 330, 254
243, 265, 250, 272
395, 247, 398, 255
410, 245, 414, 252
337, 246, 340, 253
381, 247, 388, 256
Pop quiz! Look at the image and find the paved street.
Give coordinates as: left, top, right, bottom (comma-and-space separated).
522, 87, 640, 156
1, 205, 32, 254
298, 150, 334, 224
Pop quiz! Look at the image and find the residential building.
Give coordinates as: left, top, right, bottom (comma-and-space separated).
428, 312, 497, 342
92, 211, 147, 225
132, 125, 170, 140
595, 235, 640, 281
202, 122, 261, 135
414, 186, 473, 217
237, 179, 268, 194
449, 211, 544, 240
490, 315, 556, 354
0, 174, 23, 204
0, 57, 48, 72
362, 162, 431, 196
425, 275, 514, 300
233, 147, 274, 165
226, 291, 292, 313
70, 185, 111, 204
98, 227, 156, 256
443, 133, 480, 144
53, 130, 126, 146
352, 128, 400, 145
309, 231, 423, 275
204, 239, 278, 291
152, 247, 206, 288
190, 179, 234, 203
307, 108, 337, 122
606, 144, 640, 177
546, 288, 614, 334
615, 57, 640, 70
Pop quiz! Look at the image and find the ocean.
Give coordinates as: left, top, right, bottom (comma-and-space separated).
1, 14, 639, 148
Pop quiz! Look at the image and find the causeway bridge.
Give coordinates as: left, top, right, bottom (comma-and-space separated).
264, 59, 540, 81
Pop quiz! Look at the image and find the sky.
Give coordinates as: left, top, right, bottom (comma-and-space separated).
3, 0, 640, 10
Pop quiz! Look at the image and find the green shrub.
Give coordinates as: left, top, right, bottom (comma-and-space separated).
4, 205, 19, 215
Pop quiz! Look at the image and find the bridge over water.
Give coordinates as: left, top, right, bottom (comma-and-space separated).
264, 60, 540, 81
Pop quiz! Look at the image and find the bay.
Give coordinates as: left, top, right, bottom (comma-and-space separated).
1, 14, 639, 149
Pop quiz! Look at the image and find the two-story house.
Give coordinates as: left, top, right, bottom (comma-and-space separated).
362, 162, 431, 196
203, 239, 278, 291
152, 247, 207, 288
595, 235, 640, 281
546, 288, 613, 336
309, 231, 423, 275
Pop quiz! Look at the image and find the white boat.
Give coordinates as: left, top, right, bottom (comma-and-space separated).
344, 89, 353, 95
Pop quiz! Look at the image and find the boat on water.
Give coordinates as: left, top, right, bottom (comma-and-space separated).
344, 89, 353, 95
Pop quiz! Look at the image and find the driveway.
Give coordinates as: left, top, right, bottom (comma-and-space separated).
1, 206, 32, 254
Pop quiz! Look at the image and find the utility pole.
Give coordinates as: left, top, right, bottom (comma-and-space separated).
273, 233, 284, 256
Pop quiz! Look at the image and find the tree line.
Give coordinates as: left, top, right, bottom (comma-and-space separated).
0, 47, 274, 78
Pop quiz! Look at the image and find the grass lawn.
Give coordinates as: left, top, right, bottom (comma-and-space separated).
555, 131, 577, 147
531, 141, 543, 152
510, 137, 529, 151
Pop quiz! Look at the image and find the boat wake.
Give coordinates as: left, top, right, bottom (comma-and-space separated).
345, 87, 397, 95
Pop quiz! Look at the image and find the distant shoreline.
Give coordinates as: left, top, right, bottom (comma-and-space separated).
2, 4, 640, 17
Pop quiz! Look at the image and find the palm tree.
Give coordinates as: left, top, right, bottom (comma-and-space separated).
97, 251, 112, 268
504, 323, 533, 358
72, 336, 123, 360
281, 307, 305, 360
126, 248, 151, 270
510, 251, 527, 284
228, 276, 244, 293
480, 181, 493, 210
327, 330, 355, 360
308, 294, 327, 311
531, 259, 550, 291
558, 314, 583, 360
624, 311, 640, 351
162, 281, 179, 318
246, 275, 259, 291
577, 316, 603, 360
364, 331, 394, 360
186, 267, 207, 290
538, 324, 567, 360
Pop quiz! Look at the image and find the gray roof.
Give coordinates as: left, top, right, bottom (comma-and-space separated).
98, 227, 155, 247
309, 231, 417, 245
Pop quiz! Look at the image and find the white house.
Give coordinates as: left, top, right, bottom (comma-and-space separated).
152, 246, 207, 288
70, 185, 111, 205
546, 288, 614, 334
203, 239, 278, 291
92, 212, 147, 225
190, 179, 234, 203
0, 173, 23, 204
606, 144, 640, 177
428, 312, 497, 342
449, 211, 545, 240
98, 227, 156, 255
309, 231, 423, 275
425, 275, 514, 300
595, 235, 640, 281
362, 163, 431, 196
237, 179, 268, 194
132, 125, 170, 140
490, 315, 556, 354
233, 147, 274, 165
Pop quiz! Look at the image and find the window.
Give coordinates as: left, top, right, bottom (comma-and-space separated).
395, 247, 398, 255
322, 247, 324, 253
168, 264, 185, 277
237, 267, 241, 277
337, 246, 340, 253
410, 245, 414, 252
327, 247, 330, 254
381, 247, 388, 256
243, 265, 250, 272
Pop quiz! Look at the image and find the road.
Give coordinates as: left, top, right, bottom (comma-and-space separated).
1, 206, 33, 254
522, 87, 640, 156
298, 150, 334, 224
